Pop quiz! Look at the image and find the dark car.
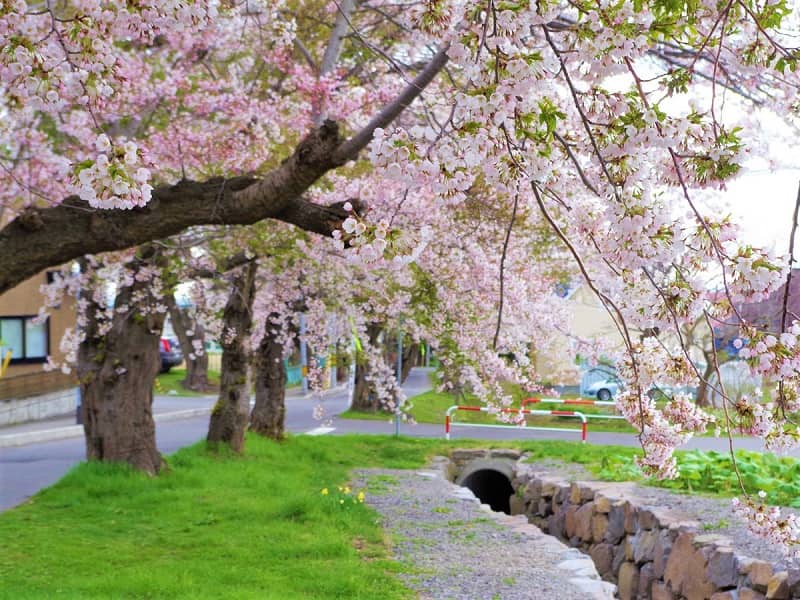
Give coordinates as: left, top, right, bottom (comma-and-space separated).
159, 337, 183, 373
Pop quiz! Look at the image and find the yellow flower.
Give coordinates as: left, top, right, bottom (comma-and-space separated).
343, 486, 352, 495
339, 499, 344, 504
321, 488, 328, 496
357, 491, 365, 503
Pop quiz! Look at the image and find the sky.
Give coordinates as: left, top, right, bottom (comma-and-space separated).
724, 167, 800, 255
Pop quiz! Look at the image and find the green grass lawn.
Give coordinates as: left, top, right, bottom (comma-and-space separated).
154, 368, 302, 397
154, 368, 220, 396
341, 378, 779, 438
0, 435, 449, 599
340, 387, 637, 433
2, 434, 798, 598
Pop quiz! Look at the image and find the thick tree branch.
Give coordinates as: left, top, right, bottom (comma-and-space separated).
332, 46, 449, 163
0, 47, 449, 295
313, 0, 356, 126
188, 251, 257, 280
0, 122, 342, 293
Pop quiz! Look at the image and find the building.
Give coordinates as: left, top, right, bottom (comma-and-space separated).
0, 271, 77, 425
534, 284, 623, 389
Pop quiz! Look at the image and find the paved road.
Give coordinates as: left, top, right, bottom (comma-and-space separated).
0, 386, 353, 511
1, 368, 795, 511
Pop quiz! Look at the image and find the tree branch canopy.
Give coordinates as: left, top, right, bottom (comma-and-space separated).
0, 47, 449, 294
0, 121, 338, 293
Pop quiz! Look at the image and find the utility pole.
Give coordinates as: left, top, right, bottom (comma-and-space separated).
394, 325, 402, 436
299, 313, 308, 394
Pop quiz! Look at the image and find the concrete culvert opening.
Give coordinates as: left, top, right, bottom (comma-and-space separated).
460, 469, 514, 514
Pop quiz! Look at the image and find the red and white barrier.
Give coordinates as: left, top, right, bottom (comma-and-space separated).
444, 405, 587, 442
521, 397, 627, 421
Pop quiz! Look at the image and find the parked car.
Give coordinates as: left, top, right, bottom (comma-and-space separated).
585, 379, 620, 401
159, 337, 183, 373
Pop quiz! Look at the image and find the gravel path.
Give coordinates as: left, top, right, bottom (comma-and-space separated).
525, 458, 800, 570
353, 458, 615, 600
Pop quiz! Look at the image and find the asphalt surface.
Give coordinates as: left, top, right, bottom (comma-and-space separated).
1, 368, 795, 511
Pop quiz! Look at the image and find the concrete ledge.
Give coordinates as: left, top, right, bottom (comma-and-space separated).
285, 382, 350, 400
0, 388, 77, 426
0, 407, 212, 448
153, 407, 212, 424
0, 424, 84, 448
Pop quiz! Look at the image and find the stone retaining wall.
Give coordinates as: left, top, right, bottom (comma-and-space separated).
510, 466, 800, 600
0, 387, 77, 426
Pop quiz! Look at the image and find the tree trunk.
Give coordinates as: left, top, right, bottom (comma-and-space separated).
695, 359, 717, 408
350, 323, 383, 412
166, 295, 211, 392
207, 261, 258, 452
249, 313, 287, 440
77, 250, 165, 475
334, 341, 351, 383
400, 342, 420, 383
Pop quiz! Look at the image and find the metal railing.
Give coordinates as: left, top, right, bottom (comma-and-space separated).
521, 397, 627, 421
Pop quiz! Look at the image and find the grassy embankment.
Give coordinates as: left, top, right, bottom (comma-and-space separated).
154, 366, 301, 397
341, 373, 784, 437
2, 435, 799, 598
341, 372, 638, 433
0, 435, 434, 599
153, 368, 221, 397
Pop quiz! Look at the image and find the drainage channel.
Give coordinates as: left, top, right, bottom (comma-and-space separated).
451, 450, 798, 600
459, 468, 515, 514
448, 450, 618, 598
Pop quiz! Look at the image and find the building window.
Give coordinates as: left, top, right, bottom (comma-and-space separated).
0, 316, 49, 363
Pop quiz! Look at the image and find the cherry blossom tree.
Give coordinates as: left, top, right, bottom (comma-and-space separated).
166, 296, 211, 393
5, 0, 800, 553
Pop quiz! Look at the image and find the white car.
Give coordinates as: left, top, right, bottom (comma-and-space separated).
584, 379, 621, 401
585, 379, 694, 401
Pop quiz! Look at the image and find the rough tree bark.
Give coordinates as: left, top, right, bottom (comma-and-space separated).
77, 248, 165, 474
351, 323, 384, 412
335, 343, 351, 383
695, 357, 718, 408
165, 295, 211, 392
249, 313, 287, 440
207, 261, 258, 452
400, 341, 420, 383
0, 49, 450, 294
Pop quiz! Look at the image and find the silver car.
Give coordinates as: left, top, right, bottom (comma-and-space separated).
584, 379, 694, 401
584, 379, 620, 401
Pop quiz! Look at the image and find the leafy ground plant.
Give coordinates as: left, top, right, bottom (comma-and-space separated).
523, 441, 800, 508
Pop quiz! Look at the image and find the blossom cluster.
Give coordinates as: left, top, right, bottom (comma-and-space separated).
363, 343, 409, 417
1, 0, 217, 110
737, 323, 800, 380
69, 135, 153, 209
333, 201, 432, 266
732, 494, 800, 559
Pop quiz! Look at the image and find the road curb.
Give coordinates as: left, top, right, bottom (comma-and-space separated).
285, 382, 350, 400
0, 408, 212, 448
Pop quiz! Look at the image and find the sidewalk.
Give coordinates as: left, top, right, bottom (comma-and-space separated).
0, 384, 348, 449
